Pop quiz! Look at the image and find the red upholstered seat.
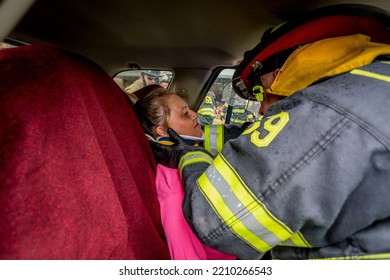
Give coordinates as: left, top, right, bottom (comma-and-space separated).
0, 45, 170, 259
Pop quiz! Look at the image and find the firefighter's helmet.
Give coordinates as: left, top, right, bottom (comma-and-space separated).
232, 4, 390, 101
141, 70, 161, 83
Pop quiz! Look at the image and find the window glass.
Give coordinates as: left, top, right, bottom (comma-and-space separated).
197, 69, 261, 126
0, 42, 17, 49
114, 69, 173, 102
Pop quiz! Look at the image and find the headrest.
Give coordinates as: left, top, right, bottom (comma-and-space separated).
0, 44, 170, 259
233, 4, 390, 100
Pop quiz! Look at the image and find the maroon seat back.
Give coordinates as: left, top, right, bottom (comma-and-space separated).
0, 45, 170, 259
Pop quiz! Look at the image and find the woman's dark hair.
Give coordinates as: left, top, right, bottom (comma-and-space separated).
132, 87, 174, 138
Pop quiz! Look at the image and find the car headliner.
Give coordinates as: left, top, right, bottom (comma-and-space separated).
4, 0, 389, 77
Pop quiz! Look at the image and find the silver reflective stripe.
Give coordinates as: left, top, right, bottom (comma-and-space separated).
198, 154, 310, 252
203, 125, 212, 152
203, 125, 224, 157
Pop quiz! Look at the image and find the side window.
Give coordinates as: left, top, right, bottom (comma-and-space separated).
0, 42, 18, 49
197, 69, 261, 126
113, 70, 173, 102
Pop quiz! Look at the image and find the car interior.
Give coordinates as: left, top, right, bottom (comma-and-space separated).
0, 0, 389, 259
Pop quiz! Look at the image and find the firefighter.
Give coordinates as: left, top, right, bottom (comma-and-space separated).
197, 91, 217, 126
124, 70, 160, 97
151, 5, 390, 259
159, 72, 170, 89
220, 98, 254, 124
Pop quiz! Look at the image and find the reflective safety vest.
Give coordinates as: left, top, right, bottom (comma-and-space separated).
202, 123, 252, 157
197, 93, 216, 126
179, 61, 390, 259
220, 103, 254, 124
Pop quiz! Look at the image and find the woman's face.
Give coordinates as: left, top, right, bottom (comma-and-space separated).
165, 94, 203, 138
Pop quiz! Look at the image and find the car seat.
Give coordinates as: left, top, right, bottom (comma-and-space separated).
0, 45, 170, 259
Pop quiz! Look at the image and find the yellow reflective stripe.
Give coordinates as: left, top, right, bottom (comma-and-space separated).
277, 232, 310, 248
358, 253, 390, 260
289, 232, 310, 247
351, 69, 390, 83
179, 151, 213, 170
231, 119, 245, 124
199, 113, 215, 117
204, 155, 310, 249
215, 125, 224, 153
203, 125, 211, 152
198, 107, 214, 112
310, 253, 390, 260
214, 156, 294, 242
198, 108, 215, 117
198, 173, 272, 252
180, 156, 212, 170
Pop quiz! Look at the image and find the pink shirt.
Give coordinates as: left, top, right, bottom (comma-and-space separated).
155, 164, 236, 260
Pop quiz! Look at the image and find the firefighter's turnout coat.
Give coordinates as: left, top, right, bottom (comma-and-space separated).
178, 34, 390, 259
